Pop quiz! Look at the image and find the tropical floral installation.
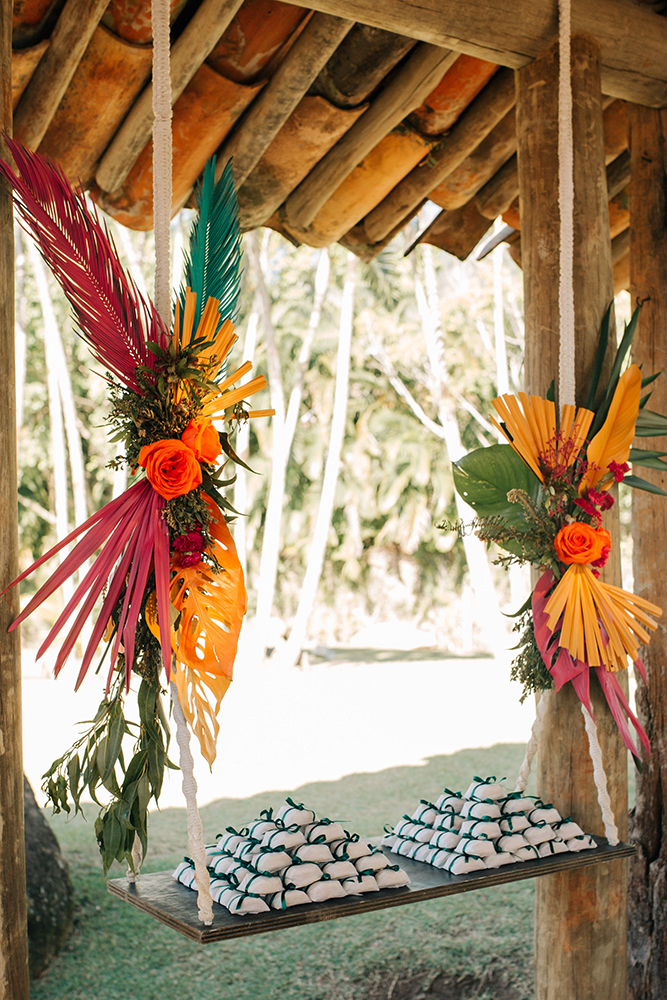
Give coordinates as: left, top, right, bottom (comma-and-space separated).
451, 308, 665, 766
0, 138, 272, 871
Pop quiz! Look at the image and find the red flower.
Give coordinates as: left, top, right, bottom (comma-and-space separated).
574, 497, 601, 523
173, 530, 205, 553
608, 460, 629, 483
591, 528, 612, 568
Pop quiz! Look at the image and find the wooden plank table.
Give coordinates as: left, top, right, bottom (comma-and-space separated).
107, 838, 634, 944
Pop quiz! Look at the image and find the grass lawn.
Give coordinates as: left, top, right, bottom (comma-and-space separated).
32, 744, 536, 1000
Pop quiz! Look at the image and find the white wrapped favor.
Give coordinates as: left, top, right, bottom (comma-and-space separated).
304, 821, 346, 844
237, 871, 283, 895
307, 879, 347, 902
323, 860, 357, 879
538, 839, 569, 857
484, 852, 517, 869
269, 889, 310, 909
456, 837, 497, 858
292, 843, 334, 864
261, 827, 306, 851
376, 867, 410, 888
430, 830, 461, 851
524, 825, 556, 846
354, 853, 389, 873
343, 874, 379, 894
460, 800, 501, 820
442, 854, 486, 874
275, 800, 316, 827
283, 862, 323, 889
463, 778, 507, 802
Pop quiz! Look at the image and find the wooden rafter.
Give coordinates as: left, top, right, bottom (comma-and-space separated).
286, 0, 667, 107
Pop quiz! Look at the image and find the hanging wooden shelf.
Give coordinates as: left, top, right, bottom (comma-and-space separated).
107, 838, 634, 944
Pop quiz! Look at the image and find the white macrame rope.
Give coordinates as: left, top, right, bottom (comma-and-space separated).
581, 704, 620, 845
151, 0, 173, 323
514, 689, 551, 793
171, 679, 214, 924
516, 2, 620, 843
558, 0, 576, 410
149, 0, 211, 923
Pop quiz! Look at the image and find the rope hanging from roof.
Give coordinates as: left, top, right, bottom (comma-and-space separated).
514, 0, 619, 846
144, 0, 214, 922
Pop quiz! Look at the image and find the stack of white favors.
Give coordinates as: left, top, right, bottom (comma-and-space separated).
173, 798, 410, 916
382, 776, 596, 876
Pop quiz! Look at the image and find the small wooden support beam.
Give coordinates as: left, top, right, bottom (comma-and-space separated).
95, 0, 245, 193
12, 0, 110, 150
627, 101, 667, 1000
108, 840, 634, 944
0, 0, 30, 994
286, 0, 667, 107
216, 12, 354, 189
283, 43, 458, 231
517, 37, 627, 1000
362, 67, 515, 244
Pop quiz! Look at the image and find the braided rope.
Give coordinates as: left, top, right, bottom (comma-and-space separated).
516, 3, 621, 843
151, 0, 172, 323
514, 689, 551, 793
150, 0, 212, 922
558, 0, 576, 410
171, 680, 214, 923
581, 704, 620, 845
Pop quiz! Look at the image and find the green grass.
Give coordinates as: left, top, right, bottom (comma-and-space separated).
32, 744, 535, 1000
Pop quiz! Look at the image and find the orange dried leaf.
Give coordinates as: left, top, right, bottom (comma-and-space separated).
580, 364, 642, 492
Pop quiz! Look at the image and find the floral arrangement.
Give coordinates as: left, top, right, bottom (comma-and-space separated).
0, 139, 272, 870
452, 308, 665, 765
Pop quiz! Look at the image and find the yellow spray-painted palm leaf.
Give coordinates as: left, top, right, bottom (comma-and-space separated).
580, 364, 642, 492
544, 563, 661, 671
491, 393, 593, 482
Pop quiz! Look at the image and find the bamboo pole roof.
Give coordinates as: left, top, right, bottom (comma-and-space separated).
10, 0, 661, 275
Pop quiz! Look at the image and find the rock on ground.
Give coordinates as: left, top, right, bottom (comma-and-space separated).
24, 776, 75, 978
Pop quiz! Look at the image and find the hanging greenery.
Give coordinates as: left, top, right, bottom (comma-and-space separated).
0, 142, 272, 872
450, 307, 665, 767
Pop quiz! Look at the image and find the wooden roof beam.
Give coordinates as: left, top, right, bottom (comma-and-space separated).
13, 0, 110, 150
363, 66, 515, 244
283, 43, 458, 231
215, 13, 354, 189
96, 0, 245, 194
286, 0, 667, 108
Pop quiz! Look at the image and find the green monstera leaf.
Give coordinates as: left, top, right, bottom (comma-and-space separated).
452, 444, 541, 528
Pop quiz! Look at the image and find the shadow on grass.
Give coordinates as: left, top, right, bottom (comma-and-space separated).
34, 743, 535, 1000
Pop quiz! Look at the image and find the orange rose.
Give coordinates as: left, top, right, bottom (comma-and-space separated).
554, 522, 608, 565
138, 439, 202, 500
181, 418, 222, 464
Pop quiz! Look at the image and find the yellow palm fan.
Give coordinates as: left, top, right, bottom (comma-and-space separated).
491, 393, 593, 481
544, 563, 661, 672
579, 364, 642, 493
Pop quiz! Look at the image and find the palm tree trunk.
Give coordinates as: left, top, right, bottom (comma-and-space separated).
246, 232, 286, 636
232, 293, 260, 579
28, 242, 72, 604
419, 245, 507, 653
282, 253, 356, 667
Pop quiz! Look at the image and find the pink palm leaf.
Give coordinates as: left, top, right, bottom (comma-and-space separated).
0, 138, 167, 390
6, 480, 172, 687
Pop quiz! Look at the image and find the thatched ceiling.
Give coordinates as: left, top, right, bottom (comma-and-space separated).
10, 0, 655, 279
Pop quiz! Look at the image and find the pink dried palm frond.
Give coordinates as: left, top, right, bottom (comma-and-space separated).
7, 480, 172, 688
0, 137, 166, 391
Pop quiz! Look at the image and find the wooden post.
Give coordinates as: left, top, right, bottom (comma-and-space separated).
516, 38, 628, 1000
627, 102, 667, 1000
0, 0, 30, 994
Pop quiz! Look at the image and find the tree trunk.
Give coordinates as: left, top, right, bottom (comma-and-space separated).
517, 38, 627, 1000
28, 242, 73, 605
282, 253, 356, 666
417, 245, 507, 653
232, 294, 260, 580
627, 101, 667, 1000
0, 5, 31, 988
247, 230, 287, 635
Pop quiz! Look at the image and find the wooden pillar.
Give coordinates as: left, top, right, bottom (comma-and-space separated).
516, 38, 628, 1000
0, 0, 30, 995
627, 103, 667, 1000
